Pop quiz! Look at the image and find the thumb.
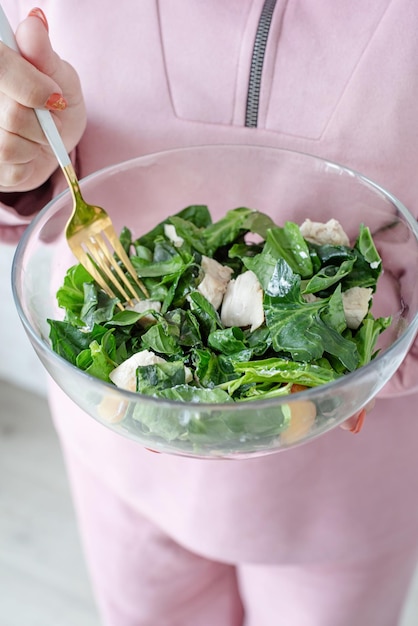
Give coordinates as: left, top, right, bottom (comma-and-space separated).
13, 8, 84, 115
15, 9, 60, 79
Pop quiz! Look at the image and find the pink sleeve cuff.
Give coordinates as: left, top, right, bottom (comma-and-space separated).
378, 335, 418, 399
0, 150, 77, 245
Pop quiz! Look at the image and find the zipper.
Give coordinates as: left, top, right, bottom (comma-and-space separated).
245, 0, 278, 128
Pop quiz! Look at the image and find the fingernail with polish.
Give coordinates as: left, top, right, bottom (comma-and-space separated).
45, 93, 67, 111
28, 7, 49, 31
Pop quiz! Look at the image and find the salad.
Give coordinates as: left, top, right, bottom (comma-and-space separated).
48, 205, 391, 409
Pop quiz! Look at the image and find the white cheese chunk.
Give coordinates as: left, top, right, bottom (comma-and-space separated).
109, 350, 166, 391
220, 270, 264, 332
342, 286, 373, 329
197, 256, 233, 310
300, 218, 350, 247
164, 224, 184, 247
126, 299, 162, 325
302, 293, 321, 303
109, 349, 193, 391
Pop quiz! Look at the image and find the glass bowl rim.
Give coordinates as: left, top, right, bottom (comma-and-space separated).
11, 143, 418, 413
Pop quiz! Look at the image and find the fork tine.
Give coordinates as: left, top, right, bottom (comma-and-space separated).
70, 242, 124, 310
63, 164, 149, 307
82, 237, 139, 306
75, 219, 149, 301
102, 225, 149, 298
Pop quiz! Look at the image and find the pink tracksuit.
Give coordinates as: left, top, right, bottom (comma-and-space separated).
2, 2, 418, 624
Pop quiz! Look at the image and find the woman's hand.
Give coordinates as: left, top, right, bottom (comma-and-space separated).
340, 400, 375, 433
0, 9, 86, 193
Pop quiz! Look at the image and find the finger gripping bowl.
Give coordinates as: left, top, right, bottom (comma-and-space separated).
12, 145, 418, 458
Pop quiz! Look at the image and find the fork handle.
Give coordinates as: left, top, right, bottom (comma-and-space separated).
0, 4, 72, 169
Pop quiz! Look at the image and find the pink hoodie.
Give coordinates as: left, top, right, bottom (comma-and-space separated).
2, 0, 418, 564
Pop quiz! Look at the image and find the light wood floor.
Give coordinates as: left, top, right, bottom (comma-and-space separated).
1, 379, 418, 626
0, 380, 100, 626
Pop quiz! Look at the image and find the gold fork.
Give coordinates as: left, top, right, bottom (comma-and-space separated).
60, 162, 148, 308
0, 5, 148, 309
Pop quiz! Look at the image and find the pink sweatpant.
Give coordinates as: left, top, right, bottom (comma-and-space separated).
65, 454, 417, 626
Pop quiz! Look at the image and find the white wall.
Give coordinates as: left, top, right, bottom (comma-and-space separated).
0, 243, 47, 396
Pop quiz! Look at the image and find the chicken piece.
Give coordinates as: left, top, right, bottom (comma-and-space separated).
342, 286, 373, 329
220, 270, 264, 332
197, 256, 233, 310
164, 224, 184, 247
183, 366, 193, 384
109, 350, 166, 391
299, 218, 350, 247
302, 293, 321, 303
97, 396, 128, 424
109, 349, 193, 392
126, 299, 162, 325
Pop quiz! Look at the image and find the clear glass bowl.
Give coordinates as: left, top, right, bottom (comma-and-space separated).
12, 145, 418, 458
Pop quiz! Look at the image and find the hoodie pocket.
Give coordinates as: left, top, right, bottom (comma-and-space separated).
157, 0, 256, 126
158, 0, 392, 137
